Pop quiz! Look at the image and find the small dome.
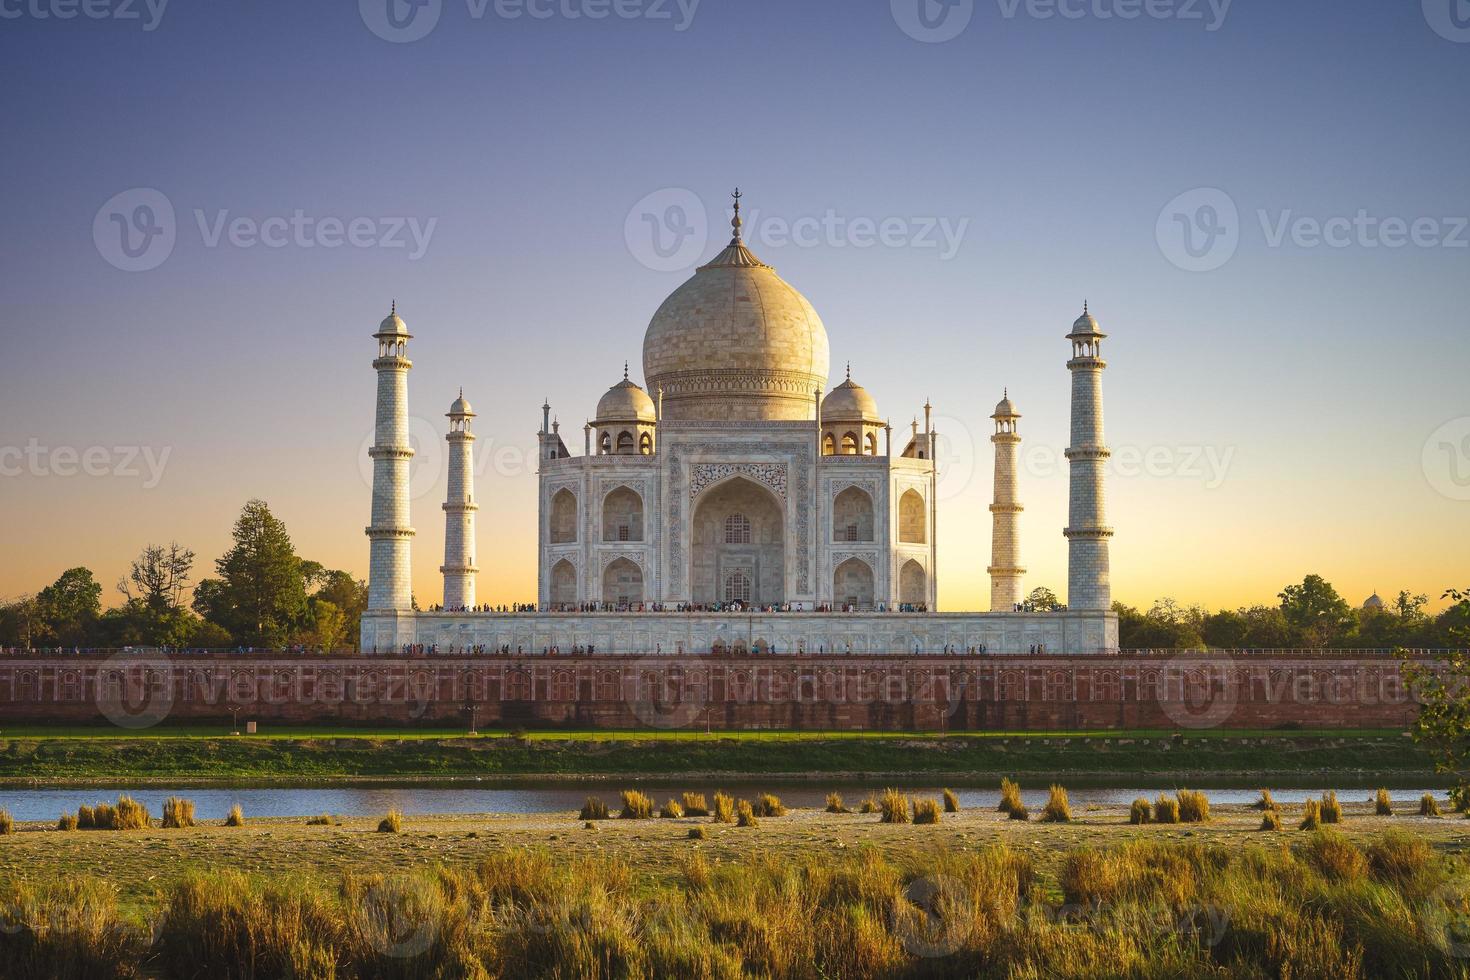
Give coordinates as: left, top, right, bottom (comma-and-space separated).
992, 390, 1019, 419
596, 374, 656, 423
375, 302, 411, 338
822, 369, 880, 422
1068, 303, 1104, 338
448, 391, 474, 417
1363, 593, 1384, 610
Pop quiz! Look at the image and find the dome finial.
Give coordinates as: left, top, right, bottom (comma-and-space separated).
391, 299, 396, 316
459, 386, 463, 398
1083, 299, 1088, 315
1004, 387, 1008, 399
730, 187, 743, 245
623, 361, 629, 381
846, 361, 851, 382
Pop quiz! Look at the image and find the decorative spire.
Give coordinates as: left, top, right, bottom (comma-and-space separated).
623, 361, 629, 381
458, 386, 463, 399
391, 299, 396, 316
1083, 299, 1088, 315
846, 361, 851, 382
1004, 387, 1008, 398
730, 187, 743, 245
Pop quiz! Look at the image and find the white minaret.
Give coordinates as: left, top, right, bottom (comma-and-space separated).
1064, 303, 1113, 611
441, 390, 478, 610
366, 302, 415, 611
988, 390, 1025, 611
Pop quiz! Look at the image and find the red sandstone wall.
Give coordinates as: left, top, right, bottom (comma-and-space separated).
0, 653, 1430, 731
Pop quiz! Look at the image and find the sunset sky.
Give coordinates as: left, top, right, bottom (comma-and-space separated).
2, 0, 1467, 613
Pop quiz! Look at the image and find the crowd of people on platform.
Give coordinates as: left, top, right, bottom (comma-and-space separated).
423, 601, 934, 615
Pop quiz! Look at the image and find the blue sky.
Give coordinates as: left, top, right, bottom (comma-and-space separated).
1, 0, 1467, 610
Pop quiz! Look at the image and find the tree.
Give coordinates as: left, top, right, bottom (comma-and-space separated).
301, 599, 347, 652
35, 567, 102, 646
1202, 609, 1249, 649
1279, 574, 1353, 647
209, 500, 307, 647
0, 596, 42, 648
118, 542, 195, 612
1401, 588, 1470, 809
311, 570, 368, 652
1394, 591, 1429, 621
1027, 586, 1061, 611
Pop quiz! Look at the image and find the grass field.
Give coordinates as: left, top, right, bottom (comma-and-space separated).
1, 795, 1468, 977
0, 727, 1439, 786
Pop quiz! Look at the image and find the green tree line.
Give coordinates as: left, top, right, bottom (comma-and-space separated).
0, 499, 367, 651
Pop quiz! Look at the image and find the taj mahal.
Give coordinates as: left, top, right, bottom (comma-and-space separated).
359, 192, 1119, 657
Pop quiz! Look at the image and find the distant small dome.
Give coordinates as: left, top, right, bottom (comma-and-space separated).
822, 370, 880, 422
596, 375, 656, 423
992, 391, 1019, 419
448, 392, 474, 417
376, 302, 410, 338
1363, 593, 1384, 610
1068, 303, 1104, 338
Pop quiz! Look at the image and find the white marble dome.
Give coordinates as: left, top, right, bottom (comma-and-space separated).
822, 371, 880, 422
596, 375, 656, 423
642, 236, 830, 422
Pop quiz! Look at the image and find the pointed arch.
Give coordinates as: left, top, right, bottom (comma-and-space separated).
898, 489, 926, 544
550, 489, 578, 543
550, 559, 577, 607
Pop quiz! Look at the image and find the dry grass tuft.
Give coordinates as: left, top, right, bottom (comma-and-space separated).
1008, 805, 1030, 821
753, 793, 787, 817
879, 788, 910, 824
1177, 789, 1210, 823
1299, 798, 1322, 831
224, 804, 245, 827
162, 796, 196, 829
57, 812, 78, 831
76, 804, 96, 829
1419, 793, 1442, 817
306, 814, 332, 826
1040, 785, 1072, 823
711, 792, 734, 824
659, 799, 684, 819
109, 795, 151, 831
1128, 798, 1151, 825
688, 825, 707, 840
825, 792, 849, 814
1365, 829, 1434, 884
1303, 830, 1368, 882
858, 795, 879, 814
1253, 788, 1276, 810
735, 799, 758, 827
619, 790, 654, 820
1260, 809, 1282, 831
0, 809, 12, 835
942, 788, 960, 813
912, 798, 942, 824
998, 777, 1023, 815
1320, 790, 1342, 824
377, 809, 402, 834
1153, 794, 1180, 825
681, 792, 709, 817
579, 797, 610, 820
1374, 788, 1393, 816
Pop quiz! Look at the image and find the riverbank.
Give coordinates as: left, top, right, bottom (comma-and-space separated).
1, 796, 1469, 978
0, 727, 1439, 787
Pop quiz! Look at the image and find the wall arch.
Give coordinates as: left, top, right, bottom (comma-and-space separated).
899, 559, 927, 606
832, 486, 875, 542
692, 476, 784, 605
833, 557, 875, 609
550, 559, 577, 607
602, 486, 644, 542
602, 557, 644, 605
898, 489, 926, 544
550, 489, 578, 543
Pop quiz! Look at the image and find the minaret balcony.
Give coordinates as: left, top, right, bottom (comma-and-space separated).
1063, 526, 1115, 539
372, 355, 413, 370
1066, 356, 1107, 370
1063, 447, 1111, 461
365, 526, 416, 539
988, 503, 1024, 514
442, 501, 480, 512
368, 446, 416, 460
